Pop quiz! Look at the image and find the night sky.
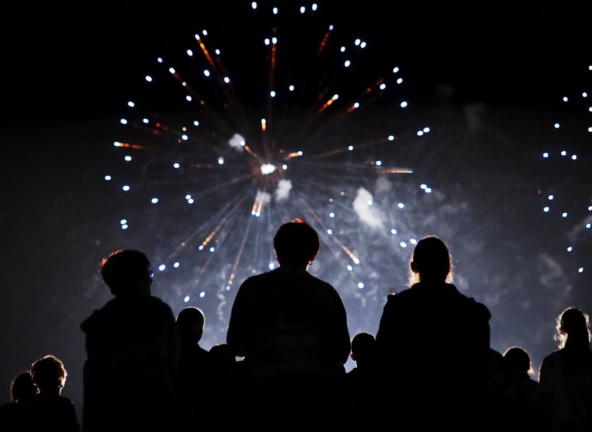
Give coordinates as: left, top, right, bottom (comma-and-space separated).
2, 0, 592, 414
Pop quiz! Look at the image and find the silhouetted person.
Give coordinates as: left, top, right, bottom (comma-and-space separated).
29, 355, 80, 432
175, 307, 209, 431
346, 333, 377, 429
501, 347, 544, 431
540, 308, 592, 431
81, 250, 179, 432
0, 372, 37, 431
227, 219, 350, 431
376, 236, 491, 431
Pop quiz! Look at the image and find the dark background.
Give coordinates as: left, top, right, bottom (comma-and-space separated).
1, 0, 592, 414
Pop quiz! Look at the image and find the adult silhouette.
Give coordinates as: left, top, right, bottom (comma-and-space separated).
0, 372, 37, 431
539, 308, 592, 431
81, 250, 179, 432
376, 236, 491, 431
29, 355, 80, 432
227, 219, 350, 431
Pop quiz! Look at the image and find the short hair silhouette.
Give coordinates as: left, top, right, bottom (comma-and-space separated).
100, 249, 151, 295
11, 372, 37, 402
556, 307, 591, 348
503, 347, 533, 376
351, 332, 376, 363
30, 356, 67, 393
209, 344, 236, 367
177, 307, 205, 342
408, 235, 454, 285
273, 219, 320, 266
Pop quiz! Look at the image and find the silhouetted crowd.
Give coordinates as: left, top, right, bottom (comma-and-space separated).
2, 219, 592, 431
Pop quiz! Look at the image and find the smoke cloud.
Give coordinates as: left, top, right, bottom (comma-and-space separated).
353, 187, 384, 229
228, 133, 245, 151
275, 179, 292, 201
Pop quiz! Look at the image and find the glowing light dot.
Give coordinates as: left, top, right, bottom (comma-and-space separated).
105, 175, 111, 181
579, 268, 584, 273
199, 245, 204, 250
187, 50, 193, 56
329, 25, 334, 30
358, 283, 364, 289
121, 225, 128, 230
554, 123, 560, 128
388, 135, 395, 140
204, 70, 210, 76
300, 6, 305, 13
282, 164, 287, 169
589, 206, 592, 211
218, 158, 224, 165
184, 296, 190, 302
561, 151, 567, 156
355, 39, 361, 45
400, 242, 407, 248
182, 135, 188, 140
562, 213, 568, 217
194, 121, 199, 126
120, 219, 127, 224
391, 229, 397, 234
563, 97, 568, 102
380, 84, 386, 90
186, 96, 192, 101
421, 184, 427, 189
188, 199, 194, 204
298, 151, 303, 156
200, 292, 205, 298
572, 155, 577, 160
269, 263, 275, 269
548, 195, 554, 200
584, 92, 588, 97
341, 46, 346, 52
353, 258, 360, 264
425, 188, 432, 193
210, 247, 215, 252
368, 200, 373, 205
264, 38, 270, 45
361, 42, 367, 48
143, 118, 149, 124
145, 76, 152, 82
123, 186, 130, 191
400, 101, 408, 107
252, 2, 257, 9
124, 156, 132, 161
273, 7, 278, 14
345, 60, 351, 67
186, 195, 191, 200
410, 239, 417, 245
393, 67, 400, 73
589, 127, 592, 132
398, 203, 404, 208
347, 265, 353, 271
312, 3, 317, 10
543, 152, 549, 158
120, 119, 127, 124
289, 85, 294, 91
348, 146, 354, 150
159, 265, 165, 271
544, 207, 550, 212
151, 198, 158, 204
587, 224, 591, 228
224, 77, 230, 83
354, 102, 360, 108
424, 127, 430, 132
174, 163, 180, 168
169, 68, 175, 74
327, 229, 333, 235
330, 213, 335, 218
567, 247, 573, 252
272, 37, 277, 44
127, 102, 135, 108
270, 91, 276, 97
417, 131, 424, 136
202, 29, 208, 35
376, 160, 382, 166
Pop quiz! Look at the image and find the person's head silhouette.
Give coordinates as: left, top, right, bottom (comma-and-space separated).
273, 219, 320, 269
177, 307, 205, 344
556, 307, 590, 349
10, 372, 36, 402
351, 332, 376, 369
503, 347, 533, 379
30, 356, 67, 396
409, 235, 453, 285
209, 344, 236, 368
100, 250, 153, 297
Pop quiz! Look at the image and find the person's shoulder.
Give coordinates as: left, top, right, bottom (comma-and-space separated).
542, 349, 562, 365
451, 285, 491, 321
80, 298, 117, 333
